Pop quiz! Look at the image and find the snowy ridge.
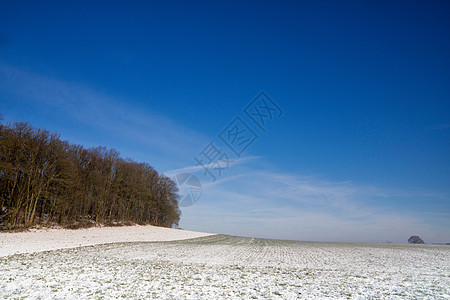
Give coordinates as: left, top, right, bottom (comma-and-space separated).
0, 225, 214, 257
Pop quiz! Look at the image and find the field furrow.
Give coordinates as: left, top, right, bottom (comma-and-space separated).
0, 235, 449, 299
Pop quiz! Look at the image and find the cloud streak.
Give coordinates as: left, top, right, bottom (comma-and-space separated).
0, 63, 207, 164
180, 167, 450, 243
163, 155, 263, 177
428, 124, 450, 131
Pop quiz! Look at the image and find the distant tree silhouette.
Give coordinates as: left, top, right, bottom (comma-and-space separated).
0, 122, 180, 230
408, 235, 424, 244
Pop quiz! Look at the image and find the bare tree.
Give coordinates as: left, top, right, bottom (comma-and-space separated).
0, 122, 181, 230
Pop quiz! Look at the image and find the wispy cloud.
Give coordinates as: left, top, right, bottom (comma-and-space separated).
427, 123, 450, 131
183, 202, 446, 243
180, 168, 450, 243
0, 63, 207, 164
163, 155, 263, 177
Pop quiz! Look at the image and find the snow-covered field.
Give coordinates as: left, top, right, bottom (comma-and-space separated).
0, 225, 214, 257
1, 234, 449, 299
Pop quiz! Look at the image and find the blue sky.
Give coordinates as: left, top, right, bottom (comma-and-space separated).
1, 1, 449, 242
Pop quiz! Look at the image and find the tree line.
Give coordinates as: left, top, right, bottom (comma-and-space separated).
0, 121, 180, 230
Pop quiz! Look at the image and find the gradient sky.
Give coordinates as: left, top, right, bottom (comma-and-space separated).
1, 1, 449, 243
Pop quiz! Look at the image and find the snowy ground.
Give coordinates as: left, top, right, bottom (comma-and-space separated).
0, 225, 214, 257
1, 235, 449, 299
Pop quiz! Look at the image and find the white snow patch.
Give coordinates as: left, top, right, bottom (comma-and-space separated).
0, 225, 214, 257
